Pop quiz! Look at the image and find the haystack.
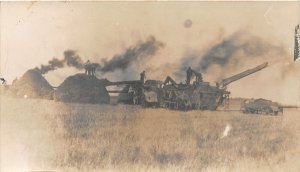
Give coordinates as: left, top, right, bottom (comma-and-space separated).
6, 69, 54, 99
54, 74, 110, 104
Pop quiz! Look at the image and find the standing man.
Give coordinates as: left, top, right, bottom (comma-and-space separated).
140, 70, 146, 83
85, 60, 91, 75
186, 67, 192, 85
195, 72, 203, 83
91, 63, 100, 76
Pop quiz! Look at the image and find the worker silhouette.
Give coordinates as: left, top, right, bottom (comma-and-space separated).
186, 67, 203, 84
140, 71, 146, 83
85, 60, 91, 75
195, 72, 203, 83
90, 63, 99, 76
85, 60, 99, 76
186, 67, 192, 85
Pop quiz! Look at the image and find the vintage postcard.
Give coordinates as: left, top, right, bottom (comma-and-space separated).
1, 1, 299, 172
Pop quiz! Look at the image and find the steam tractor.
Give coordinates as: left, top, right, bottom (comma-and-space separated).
241, 98, 283, 115
106, 62, 268, 111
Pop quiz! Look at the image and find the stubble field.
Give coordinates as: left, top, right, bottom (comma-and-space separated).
1, 96, 299, 172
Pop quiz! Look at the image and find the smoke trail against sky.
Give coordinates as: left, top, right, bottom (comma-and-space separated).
175, 30, 288, 81
35, 36, 164, 76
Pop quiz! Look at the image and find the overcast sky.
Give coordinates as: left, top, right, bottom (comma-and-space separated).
1, 1, 300, 104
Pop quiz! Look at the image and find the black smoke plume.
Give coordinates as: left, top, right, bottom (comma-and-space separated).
37, 58, 65, 74
176, 30, 287, 80
63, 50, 84, 69
35, 50, 85, 74
35, 36, 163, 75
98, 36, 164, 73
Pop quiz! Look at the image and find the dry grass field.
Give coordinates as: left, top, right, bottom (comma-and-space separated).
1, 96, 299, 172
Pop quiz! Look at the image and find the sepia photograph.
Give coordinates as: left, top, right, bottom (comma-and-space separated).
0, 1, 300, 171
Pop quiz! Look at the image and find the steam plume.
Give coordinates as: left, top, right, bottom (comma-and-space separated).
35, 36, 163, 75
35, 50, 85, 74
37, 58, 65, 74
63, 50, 84, 69
176, 30, 288, 80
98, 36, 164, 73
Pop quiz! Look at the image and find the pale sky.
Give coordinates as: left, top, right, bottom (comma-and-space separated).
1, 1, 300, 104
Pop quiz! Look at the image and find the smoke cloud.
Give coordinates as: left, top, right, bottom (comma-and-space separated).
35, 36, 164, 76
63, 50, 85, 70
176, 30, 288, 81
37, 58, 65, 75
98, 36, 164, 73
35, 50, 85, 74
168, 29, 298, 105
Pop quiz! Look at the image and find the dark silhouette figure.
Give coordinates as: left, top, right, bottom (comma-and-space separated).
84, 60, 99, 76
140, 71, 146, 83
195, 72, 203, 83
85, 60, 91, 75
186, 67, 193, 85
90, 63, 99, 76
186, 67, 203, 84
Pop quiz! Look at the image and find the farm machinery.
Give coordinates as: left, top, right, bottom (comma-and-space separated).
240, 98, 283, 115
105, 62, 268, 111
